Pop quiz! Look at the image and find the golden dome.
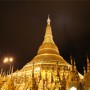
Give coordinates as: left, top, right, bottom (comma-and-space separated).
32, 54, 68, 64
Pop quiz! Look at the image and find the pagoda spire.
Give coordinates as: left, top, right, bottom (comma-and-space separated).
70, 55, 74, 71
47, 15, 50, 25
43, 15, 54, 44
38, 16, 59, 55
86, 54, 90, 73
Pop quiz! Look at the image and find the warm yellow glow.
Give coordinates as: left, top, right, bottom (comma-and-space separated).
70, 87, 77, 90
3, 57, 13, 63
35, 67, 40, 71
38, 48, 59, 52
9, 58, 13, 62
4, 58, 8, 63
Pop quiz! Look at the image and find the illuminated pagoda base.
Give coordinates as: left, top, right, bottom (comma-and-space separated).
0, 16, 85, 90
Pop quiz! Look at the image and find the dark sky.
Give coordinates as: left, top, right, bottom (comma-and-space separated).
0, 1, 90, 74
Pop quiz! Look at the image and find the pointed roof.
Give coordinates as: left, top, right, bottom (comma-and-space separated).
28, 16, 69, 64
21, 16, 70, 71
37, 16, 59, 55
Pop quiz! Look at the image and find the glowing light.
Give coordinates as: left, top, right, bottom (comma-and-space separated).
9, 58, 13, 62
70, 86, 77, 90
35, 67, 40, 71
4, 58, 8, 63
26, 88, 29, 90
3, 57, 13, 63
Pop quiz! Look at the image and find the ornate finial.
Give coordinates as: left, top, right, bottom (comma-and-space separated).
86, 54, 90, 73
70, 55, 74, 71
47, 15, 51, 25
70, 55, 73, 65
86, 53, 89, 63
83, 66, 86, 75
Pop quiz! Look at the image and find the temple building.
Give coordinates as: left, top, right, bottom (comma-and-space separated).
0, 16, 89, 90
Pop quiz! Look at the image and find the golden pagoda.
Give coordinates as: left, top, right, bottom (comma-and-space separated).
0, 16, 84, 90
83, 55, 90, 90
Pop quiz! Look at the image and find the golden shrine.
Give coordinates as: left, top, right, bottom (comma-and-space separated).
0, 16, 90, 90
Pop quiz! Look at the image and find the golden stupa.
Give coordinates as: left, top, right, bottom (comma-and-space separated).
83, 55, 90, 90
0, 16, 85, 90
21, 16, 69, 72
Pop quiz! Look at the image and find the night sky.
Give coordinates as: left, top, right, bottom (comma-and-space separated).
0, 1, 90, 74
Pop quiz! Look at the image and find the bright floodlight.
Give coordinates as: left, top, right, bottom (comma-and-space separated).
70, 86, 77, 90
9, 58, 13, 62
4, 58, 8, 63
3, 57, 13, 63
